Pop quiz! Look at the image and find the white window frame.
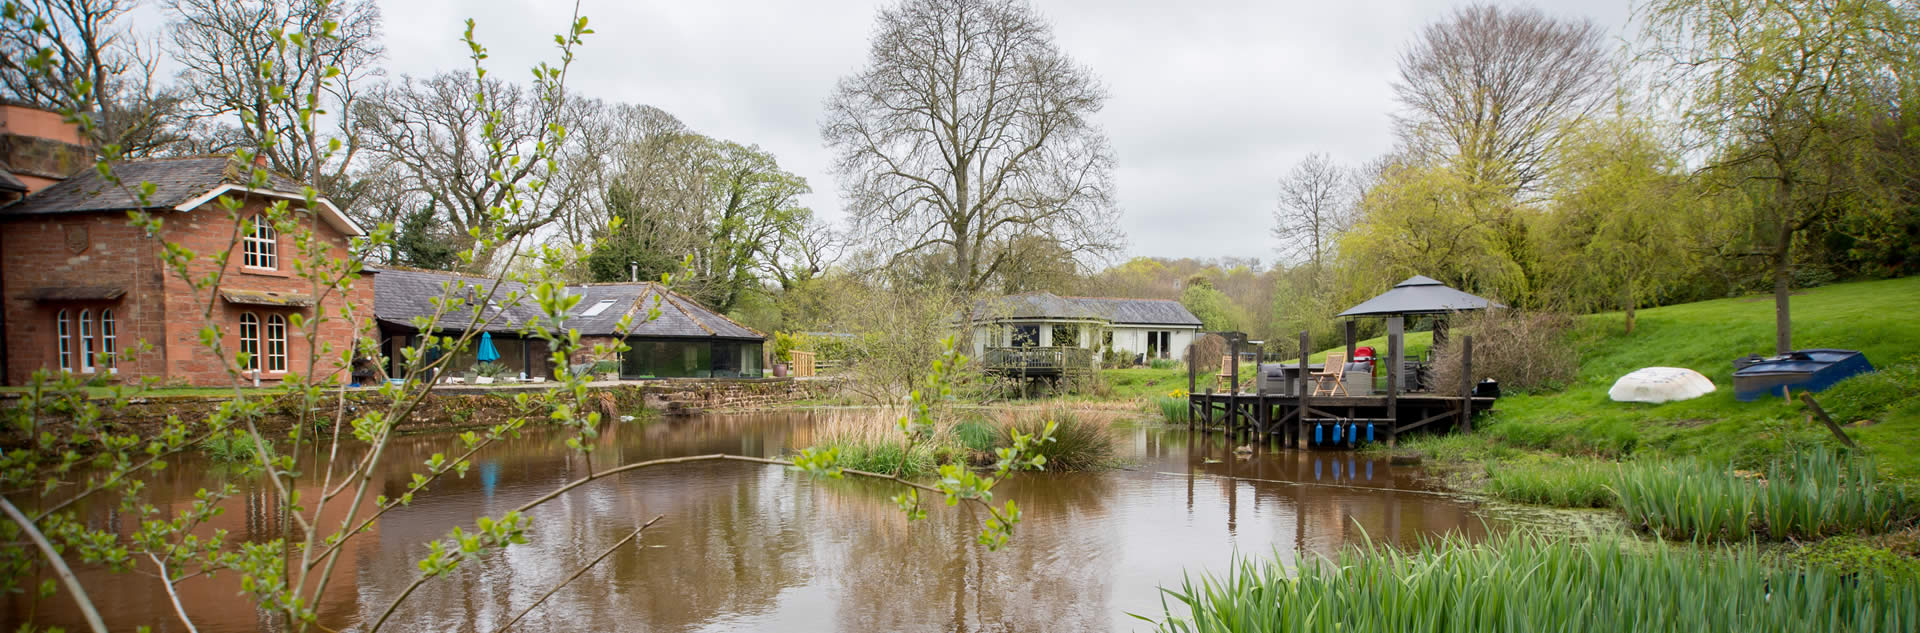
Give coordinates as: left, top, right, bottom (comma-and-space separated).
101, 308, 117, 373
56, 309, 71, 372
243, 214, 277, 270
239, 312, 260, 371
78, 309, 95, 373
265, 314, 287, 373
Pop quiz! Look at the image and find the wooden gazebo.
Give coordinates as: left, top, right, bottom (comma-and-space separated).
1184, 274, 1501, 449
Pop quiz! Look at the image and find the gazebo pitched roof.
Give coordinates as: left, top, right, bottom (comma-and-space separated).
1337, 275, 1502, 317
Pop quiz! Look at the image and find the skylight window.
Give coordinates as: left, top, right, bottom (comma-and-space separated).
581, 299, 617, 317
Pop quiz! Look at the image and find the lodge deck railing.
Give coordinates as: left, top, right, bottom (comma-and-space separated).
982, 346, 1095, 375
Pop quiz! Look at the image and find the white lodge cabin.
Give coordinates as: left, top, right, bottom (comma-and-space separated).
968, 292, 1202, 373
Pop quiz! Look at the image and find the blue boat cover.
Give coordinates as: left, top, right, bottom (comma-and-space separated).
1732, 349, 1873, 402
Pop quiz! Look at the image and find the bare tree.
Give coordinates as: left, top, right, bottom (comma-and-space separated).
166, 0, 382, 185
357, 71, 591, 271
823, 0, 1121, 293
1271, 153, 1353, 270
1393, 4, 1610, 195
0, 0, 183, 155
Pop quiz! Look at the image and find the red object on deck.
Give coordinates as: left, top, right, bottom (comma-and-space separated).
1353, 346, 1377, 373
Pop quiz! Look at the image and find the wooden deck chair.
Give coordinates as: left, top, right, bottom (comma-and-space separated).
1312, 352, 1348, 396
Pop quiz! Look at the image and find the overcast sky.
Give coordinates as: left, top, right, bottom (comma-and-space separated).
136, 0, 1636, 268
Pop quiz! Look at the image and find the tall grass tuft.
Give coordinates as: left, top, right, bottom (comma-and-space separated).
1154, 395, 1191, 424
1147, 533, 1920, 633
1004, 408, 1117, 471
809, 413, 944, 477
949, 418, 999, 453
202, 431, 273, 463
1612, 447, 1915, 542
1486, 458, 1615, 507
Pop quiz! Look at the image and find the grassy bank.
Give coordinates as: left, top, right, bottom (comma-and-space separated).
1147, 533, 1919, 633
1388, 276, 1920, 480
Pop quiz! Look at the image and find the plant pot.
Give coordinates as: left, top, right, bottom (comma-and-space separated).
474, 376, 494, 385
773, 363, 788, 378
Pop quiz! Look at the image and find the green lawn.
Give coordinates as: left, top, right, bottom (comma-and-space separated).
1369, 276, 1920, 481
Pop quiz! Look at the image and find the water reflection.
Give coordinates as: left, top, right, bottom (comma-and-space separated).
7, 410, 1504, 633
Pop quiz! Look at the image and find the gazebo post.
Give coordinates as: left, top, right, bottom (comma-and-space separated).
1458, 334, 1473, 433
1386, 316, 1402, 447
1344, 320, 1356, 359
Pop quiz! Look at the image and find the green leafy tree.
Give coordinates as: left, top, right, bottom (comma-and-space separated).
1538, 115, 1693, 333
1179, 276, 1241, 332
391, 204, 458, 270
1338, 161, 1527, 302
1638, 0, 1918, 353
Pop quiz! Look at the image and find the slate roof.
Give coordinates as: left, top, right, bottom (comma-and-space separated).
0, 156, 306, 215
0, 165, 26, 193
372, 268, 763, 340
972, 292, 1202, 327
1337, 275, 1503, 317
0, 155, 363, 236
1073, 296, 1205, 326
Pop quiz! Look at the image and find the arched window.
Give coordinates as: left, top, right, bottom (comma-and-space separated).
265, 314, 287, 373
101, 309, 117, 373
243, 214, 277, 269
55, 309, 71, 372
78, 309, 94, 373
239, 312, 260, 371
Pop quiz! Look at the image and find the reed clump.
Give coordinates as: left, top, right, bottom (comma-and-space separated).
1003, 408, 1119, 471
1148, 533, 1919, 633
1154, 393, 1191, 424
809, 413, 947, 477
1485, 457, 1615, 508
1612, 447, 1916, 542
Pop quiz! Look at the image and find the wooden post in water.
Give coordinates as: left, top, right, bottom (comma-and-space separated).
1386, 316, 1402, 447
1187, 344, 1197, 430
1203, 387, 1214, 433
1297, 330, 1310, 448
1458, 334, 1474, 433
1228, 338, 1241, 440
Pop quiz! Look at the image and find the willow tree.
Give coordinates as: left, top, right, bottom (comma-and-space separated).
823, 0, 1120, 292
1639, 0, 1917, 354
1540, 115, 1692, 333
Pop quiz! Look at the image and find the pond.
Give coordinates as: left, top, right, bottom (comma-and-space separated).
10, 409, 1514, 632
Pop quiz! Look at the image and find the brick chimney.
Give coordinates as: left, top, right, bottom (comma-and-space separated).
0, 103, 92, 196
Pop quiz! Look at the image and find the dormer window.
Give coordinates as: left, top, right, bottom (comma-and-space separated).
243, 214, 277, 269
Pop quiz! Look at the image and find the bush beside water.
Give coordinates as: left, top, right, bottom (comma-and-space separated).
1148, 534, 1919, 633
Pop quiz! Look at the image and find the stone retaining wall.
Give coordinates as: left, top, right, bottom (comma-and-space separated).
1, 377, 841, 447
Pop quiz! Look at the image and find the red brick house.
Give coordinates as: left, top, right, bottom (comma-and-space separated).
1, 105, 371, 387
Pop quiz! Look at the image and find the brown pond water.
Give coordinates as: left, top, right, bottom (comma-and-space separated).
10, 409, 1510, 633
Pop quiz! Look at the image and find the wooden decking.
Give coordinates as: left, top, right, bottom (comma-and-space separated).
1188, 391, 1494, 448
1184, 332, 1492, 448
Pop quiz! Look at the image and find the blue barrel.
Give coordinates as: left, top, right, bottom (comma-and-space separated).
1349, 424, 1358, 444
1367, 424, 1375, 442
1314, 424, 1323, 445
1333, 424, 1342, 442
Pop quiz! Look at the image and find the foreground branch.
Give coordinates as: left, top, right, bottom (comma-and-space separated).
491, 515, 663, 633
1, 496, 108, 633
